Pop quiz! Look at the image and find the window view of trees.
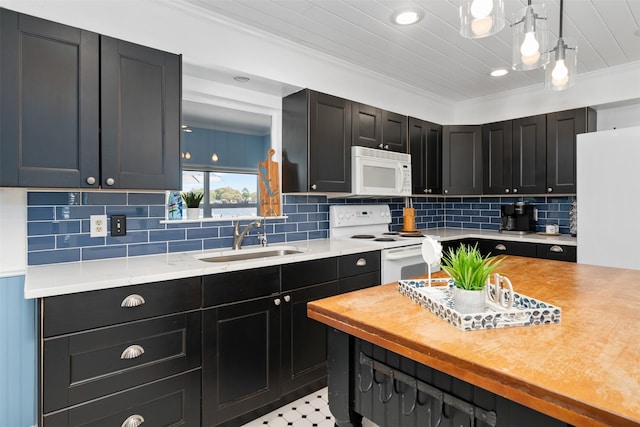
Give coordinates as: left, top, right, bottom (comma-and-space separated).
182, 170, 258, 217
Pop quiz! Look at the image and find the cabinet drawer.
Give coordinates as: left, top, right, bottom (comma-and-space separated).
42, 276, 201, 337
339, 271, 380, 294
338, 251, 380, 278
43, 311, 201, 413
282, 257, 338, 291
480, 240, 537, 257
203, 266, 280, 307
43, 369, 201, 427
536, 244, 577, 262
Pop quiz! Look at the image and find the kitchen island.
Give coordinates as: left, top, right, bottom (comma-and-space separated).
307, 256, 639, 427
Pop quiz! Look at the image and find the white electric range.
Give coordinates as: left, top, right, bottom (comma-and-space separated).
329, 205, 439, 283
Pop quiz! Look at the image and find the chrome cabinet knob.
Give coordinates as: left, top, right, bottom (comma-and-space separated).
378, 143, 384, 149
86, 176, 96, 185
105, 177, 115, 186
505, 189, 509, 193
444, 189, 448, 194
283, 295, 291, 303
274, 298, 281, 306
384, 144, 389, 150
311, 184, 317, 190
426, 189, 432, 194
495, 244, 507, 251
547, 187, 553, 193
356, 258, 367, 267
513, 188, 518, 193
550, 245, 564, 253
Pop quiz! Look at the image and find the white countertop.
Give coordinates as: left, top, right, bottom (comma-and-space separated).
24, 228, 576, 299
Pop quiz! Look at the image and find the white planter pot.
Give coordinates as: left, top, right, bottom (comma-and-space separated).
186, 208, 200, 219
453, 287, 485, 314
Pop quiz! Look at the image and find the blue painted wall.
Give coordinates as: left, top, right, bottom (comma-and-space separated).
0, 275, 36, 427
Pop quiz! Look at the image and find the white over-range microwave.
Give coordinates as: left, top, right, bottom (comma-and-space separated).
351, 146, 412, 197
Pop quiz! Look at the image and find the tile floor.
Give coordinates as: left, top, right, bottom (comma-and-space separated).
241, 387, 379, 427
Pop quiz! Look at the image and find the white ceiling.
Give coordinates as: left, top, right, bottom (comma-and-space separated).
182, 0, 640, 102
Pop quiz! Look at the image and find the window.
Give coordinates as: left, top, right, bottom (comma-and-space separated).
182, 170, 258, 218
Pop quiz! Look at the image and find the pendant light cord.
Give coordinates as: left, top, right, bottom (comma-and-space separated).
558, 0, 564, 38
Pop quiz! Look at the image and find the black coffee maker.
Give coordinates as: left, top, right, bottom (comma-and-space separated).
500, 202, 536, 233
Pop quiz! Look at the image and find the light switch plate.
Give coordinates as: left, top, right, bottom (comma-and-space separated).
90, 215, 108, 237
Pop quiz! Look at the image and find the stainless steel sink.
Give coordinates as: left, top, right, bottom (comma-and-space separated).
195, 246, 303, 263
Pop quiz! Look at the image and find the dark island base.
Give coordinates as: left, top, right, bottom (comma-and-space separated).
327, 329, 571, 427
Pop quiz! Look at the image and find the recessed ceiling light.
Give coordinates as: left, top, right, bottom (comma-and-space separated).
233, 76, 250, 83
392, 10, 423, 26
490, 68, 509, 77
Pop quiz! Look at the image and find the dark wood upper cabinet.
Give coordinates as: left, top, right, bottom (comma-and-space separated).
101, 37, 181, 190
409, 118, 442, 195
442, 125, 482, 195
546, 107, 596, 194
512, 114, 547, 194
482, 120, 513, 194
0, 8, 181, 190
282, 89, 352, 193
353, 103, 407, 152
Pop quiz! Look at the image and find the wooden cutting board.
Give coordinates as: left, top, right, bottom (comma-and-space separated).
258, 148, 281, 216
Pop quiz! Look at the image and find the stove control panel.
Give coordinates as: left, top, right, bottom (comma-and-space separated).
330, 204, 391, 228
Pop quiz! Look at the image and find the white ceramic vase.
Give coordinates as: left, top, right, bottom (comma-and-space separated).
453, 287, 486, 314
186, 208, 199, 219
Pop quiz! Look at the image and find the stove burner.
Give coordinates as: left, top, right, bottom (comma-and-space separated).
374, 237, 397, 242
351, 234, 375, 239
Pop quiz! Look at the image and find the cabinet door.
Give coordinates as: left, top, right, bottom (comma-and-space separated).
479, 239, 537, 258
352, 103, 382, 149
43, 370, 200, 427
512, 115, 546, 194
281, 281, 339, 394
483, 120, 513, 195
309, 91, 352, 192
409, 118, 442, 195
536, 244, 577, 262
382, 111, 408, 152
546, 108, 595, 194
202, 297, 280, 426
101, 37, 181, 190
0, 9, 100, 188
442, 125, 482, 195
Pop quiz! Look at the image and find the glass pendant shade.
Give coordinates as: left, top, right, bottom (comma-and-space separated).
545, 38, 577, 90
459, 0, 505, 38
511, 3, 549, 71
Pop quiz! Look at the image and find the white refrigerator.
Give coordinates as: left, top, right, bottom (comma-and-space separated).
576, 126, 640, 270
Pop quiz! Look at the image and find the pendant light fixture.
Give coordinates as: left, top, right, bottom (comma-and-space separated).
546, 0, 577, 90
511, 1, 548, 71
460, 0, 505, 38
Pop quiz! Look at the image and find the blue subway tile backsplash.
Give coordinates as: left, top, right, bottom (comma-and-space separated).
25, 191, 575, 266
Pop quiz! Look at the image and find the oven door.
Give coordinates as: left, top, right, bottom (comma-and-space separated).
381, 245, 440, 284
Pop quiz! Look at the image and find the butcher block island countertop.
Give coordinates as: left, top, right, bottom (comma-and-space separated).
307, 256, 640, 427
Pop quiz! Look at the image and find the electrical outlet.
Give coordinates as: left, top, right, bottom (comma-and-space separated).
111, 215, 127, 237
90, 215, 108, 237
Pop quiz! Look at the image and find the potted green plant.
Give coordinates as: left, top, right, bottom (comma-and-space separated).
181, 191, 203, 219
440, 243, 503, 313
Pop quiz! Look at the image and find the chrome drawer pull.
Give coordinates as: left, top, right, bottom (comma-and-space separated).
121, 414, 144, 427
120, 345, 145, 360
550, 245, 564, 253
356, 258, 367, 267
495, 244, 507, 251
121, 294, 145, 308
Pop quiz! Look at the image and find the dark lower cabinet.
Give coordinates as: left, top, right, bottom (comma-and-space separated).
478, 239, 537, 258
536, 243, 577, 262
338, 251, 381, 293
202, 295, 281, 426
442, 238, 576, 262
43, 370, 201, 427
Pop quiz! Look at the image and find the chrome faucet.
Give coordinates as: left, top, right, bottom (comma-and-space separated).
232, 220, 262, 250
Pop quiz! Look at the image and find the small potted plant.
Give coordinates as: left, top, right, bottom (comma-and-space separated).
181, 190, 203, 219
439, 243, 502, 313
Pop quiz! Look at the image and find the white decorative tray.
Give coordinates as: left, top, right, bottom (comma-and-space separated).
398, 279, 562, 331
